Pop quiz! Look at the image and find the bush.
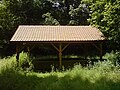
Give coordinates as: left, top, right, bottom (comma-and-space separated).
0, 55, 17, 73
0, 53, 120, 90
18, 52, 34, 71
103, 51, 120, 65
0, 52, 33, 73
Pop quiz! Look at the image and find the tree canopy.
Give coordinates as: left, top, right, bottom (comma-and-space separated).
82, 0, 120, 50
0, 0, 120, 56
0, 0, 89, 52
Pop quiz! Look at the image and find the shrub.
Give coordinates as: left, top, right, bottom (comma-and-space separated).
0, 53, 120, 90
18, 52, 34, 71
103, 51, 120, 65
0, 52, 33, 73
0, 55, 17, 73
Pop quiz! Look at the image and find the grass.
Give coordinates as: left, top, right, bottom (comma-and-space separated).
0, 52, 120, 90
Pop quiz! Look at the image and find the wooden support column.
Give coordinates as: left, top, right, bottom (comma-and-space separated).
51, 43, 69, 69
16, 43, 26, 63
16, 45, 20, 67
82, 44, 88, 59
92, 43, 103, 60
100, 43, 103, 61
16, 46, 19, 62
59, 44, 62, 69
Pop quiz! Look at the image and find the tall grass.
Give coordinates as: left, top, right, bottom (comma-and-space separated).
0, 52, 120, 90
0, 55, 17, 73
103, 51, 120, 65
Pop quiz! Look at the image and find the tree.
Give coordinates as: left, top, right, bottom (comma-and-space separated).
3, 0, 43, 24
0, 0, 90, 56
82, 0, 120, 51
42, 12, 60, 25
69, 3, 89, 25
0, 2, 20, 46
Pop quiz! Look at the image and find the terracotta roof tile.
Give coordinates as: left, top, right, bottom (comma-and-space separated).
10, 25, 106, 42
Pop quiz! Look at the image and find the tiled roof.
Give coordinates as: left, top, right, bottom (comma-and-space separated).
10, 25, 106, 42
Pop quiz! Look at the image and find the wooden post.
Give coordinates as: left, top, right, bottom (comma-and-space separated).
16, 46, 19, 61
100, 43, 103, 61
59, 43, 62, 69
80, 44, 87, 59
51, 43, 69, 69
16, 46, 19, 67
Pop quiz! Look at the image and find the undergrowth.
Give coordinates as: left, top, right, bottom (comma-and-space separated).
0, 52, 120, 90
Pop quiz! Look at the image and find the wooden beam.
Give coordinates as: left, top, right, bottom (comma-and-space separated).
62, 43, 70, 52
51, 43, 70, 69
92, 43, 103, 60
51, 43, 59, 52
12, 41, 105, 44
26, 44, 35, 51
92, 43, 101, 51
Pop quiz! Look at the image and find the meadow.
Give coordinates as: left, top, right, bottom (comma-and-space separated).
0, 52, 120, 90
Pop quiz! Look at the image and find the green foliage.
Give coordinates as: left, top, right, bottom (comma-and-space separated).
103, 51, 120, 65
3, 0, 38, 24
0, 52, 33, 72
0, 55, 17, 73
0, 2, 20, 48
82, 0, 120, 50
69, 4, 89, 25
0, 0, 90, 54
18, 52, 34, 71
0, 54, 120, 90
42, 12, 60, 25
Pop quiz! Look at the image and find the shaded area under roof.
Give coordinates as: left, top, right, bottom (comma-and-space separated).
10, 25, 106, 42
11, 25, 106, 69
